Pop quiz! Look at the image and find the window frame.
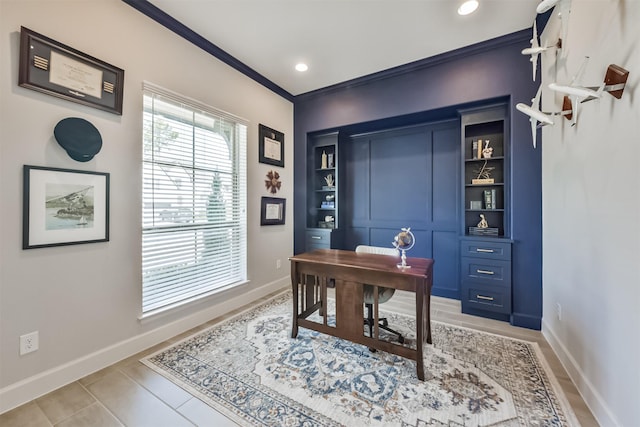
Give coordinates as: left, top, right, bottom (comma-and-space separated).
140, 82, 248, 317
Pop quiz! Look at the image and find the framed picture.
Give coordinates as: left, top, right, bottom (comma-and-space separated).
258, 124, 284, 167
23, 165, 110, 249
18, 27, 124, 115
260, 197, 286, 225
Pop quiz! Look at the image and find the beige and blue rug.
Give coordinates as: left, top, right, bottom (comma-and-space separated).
141, 292, 579, 426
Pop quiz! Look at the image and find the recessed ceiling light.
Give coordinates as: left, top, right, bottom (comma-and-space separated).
295, 63, 308, 72
458, 0, 479, 15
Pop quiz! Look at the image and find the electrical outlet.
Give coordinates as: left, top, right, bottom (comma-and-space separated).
20, 331, 39, 355
276, 259, 282, 269
555, 303, 562, 321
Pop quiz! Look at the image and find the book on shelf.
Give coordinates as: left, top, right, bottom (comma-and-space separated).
483, 189, 497, 209
320, 202, 335, 209
469, 227, 499, 236
476, 140, 483, 159
472, 140, 478, 159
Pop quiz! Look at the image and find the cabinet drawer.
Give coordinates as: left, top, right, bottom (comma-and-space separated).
460, 239, 511, 260
461, 258, 511, 286
305, 229, 332, 249
462, 282, 511, 314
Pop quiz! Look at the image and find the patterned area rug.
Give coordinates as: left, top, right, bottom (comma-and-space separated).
141, 292, 579, 426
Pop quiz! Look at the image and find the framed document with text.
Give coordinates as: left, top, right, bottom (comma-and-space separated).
258, 124, 284, 167
260, 197, 285, 225
18, 27, 124, 115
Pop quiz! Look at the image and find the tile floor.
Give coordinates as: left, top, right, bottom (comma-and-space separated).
0, 291, 599, 426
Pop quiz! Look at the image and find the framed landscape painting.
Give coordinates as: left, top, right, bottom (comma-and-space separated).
23, 165, 110, 249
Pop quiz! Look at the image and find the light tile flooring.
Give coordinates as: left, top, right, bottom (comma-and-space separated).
1, 290, 599, 426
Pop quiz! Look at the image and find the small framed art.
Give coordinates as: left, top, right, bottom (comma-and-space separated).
23, 165, 110, 249
258, 124, 284, 167
260, 197, 286, 225
18, 27, 125, 115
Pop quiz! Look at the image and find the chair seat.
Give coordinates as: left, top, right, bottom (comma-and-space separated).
363, 284, 395, 304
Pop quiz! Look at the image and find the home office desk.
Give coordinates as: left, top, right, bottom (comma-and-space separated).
289, 249, 434, 380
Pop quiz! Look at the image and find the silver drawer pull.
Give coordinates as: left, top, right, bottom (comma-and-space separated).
477, 295, 494, 301
476, 248, 494, 253
311, 236, 322, 240
477, 269, 495, 275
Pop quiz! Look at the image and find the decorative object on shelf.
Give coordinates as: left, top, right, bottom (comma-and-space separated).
23, 165, 110, 249
258, 124, 284, 167
472, 160, 495, 184
325, 194, 335, 202
470, 200, 483, 210
392, 227, 415, 269
323, 174, 334, 188
54, 117, 103, 162
321, 151, 328, 169
477, 214, 489, 228
327, 153, 334, 168
481, 140, 493, 158
264, 170, 281, 194
260, 196, 285, 225
18, 27, 124, 115
548, 57, 630, 127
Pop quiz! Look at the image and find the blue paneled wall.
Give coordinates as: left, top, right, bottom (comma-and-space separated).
293, 30, 542, 329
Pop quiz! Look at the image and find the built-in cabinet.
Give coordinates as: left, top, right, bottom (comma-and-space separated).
459, 237, 512, 318
461, 105, 509, 237
306, 132, 339, 250
459, 105, 513, 320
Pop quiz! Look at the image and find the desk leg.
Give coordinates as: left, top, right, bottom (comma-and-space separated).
291, 262, 298, 338
415, 278, 425, 381
425, 291, 432, 345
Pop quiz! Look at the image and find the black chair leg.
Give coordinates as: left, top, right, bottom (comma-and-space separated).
364, 303, 404, 346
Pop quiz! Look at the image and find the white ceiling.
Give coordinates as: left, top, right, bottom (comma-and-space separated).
148, 0, 540, 96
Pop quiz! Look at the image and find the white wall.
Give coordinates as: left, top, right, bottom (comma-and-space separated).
0, 0, 293, 412
540, 1, 640, 425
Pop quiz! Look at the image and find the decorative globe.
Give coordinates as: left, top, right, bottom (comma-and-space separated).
392, 227, 415, 268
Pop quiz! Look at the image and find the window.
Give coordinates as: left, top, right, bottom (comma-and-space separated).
142, 82, 247, 315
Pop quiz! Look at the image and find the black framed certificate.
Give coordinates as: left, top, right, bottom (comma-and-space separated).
18, 27, 125, 115
258, 124, 284, 167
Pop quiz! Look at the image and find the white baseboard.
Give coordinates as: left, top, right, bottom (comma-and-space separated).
541, 319, 619, 427
0, 278, 289, 414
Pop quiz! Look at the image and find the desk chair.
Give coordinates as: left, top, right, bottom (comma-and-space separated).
355, 245, 405, 344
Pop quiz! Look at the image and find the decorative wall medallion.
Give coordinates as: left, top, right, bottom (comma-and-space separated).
265, 170, 281, 194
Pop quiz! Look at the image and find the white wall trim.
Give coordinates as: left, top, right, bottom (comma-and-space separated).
0, 277, 289, 414
542, 319, 620, 427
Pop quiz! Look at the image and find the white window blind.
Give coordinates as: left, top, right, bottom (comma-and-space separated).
142, 83, 247, 315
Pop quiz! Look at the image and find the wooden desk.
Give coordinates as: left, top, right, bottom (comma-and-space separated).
289, 249, 434, 380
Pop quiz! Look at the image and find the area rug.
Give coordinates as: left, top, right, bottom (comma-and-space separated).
141, 292, 579, 426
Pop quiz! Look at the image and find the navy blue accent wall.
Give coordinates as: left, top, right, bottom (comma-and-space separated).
294, 31, 542, 329
343, 122, 461, 299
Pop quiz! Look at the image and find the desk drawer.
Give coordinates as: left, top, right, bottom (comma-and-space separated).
460, 239, 511, 260
462, 282, 511, 314
305, 228, 332, 250
461, 258, 511, 286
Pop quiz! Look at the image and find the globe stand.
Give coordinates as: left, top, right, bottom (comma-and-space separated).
397, 249, 411, 269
